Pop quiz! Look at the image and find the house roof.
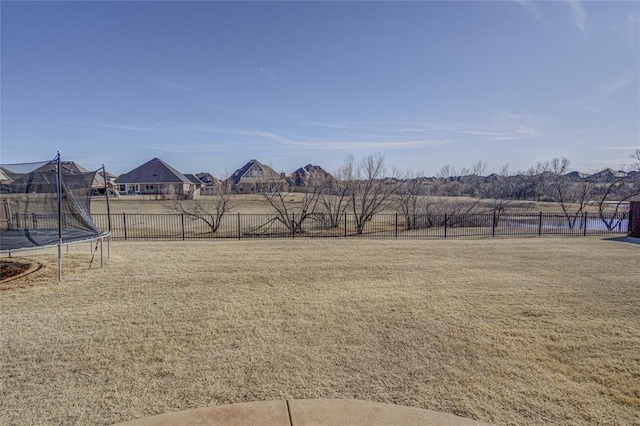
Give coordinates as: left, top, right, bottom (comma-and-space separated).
27, 161, 90, 175
0, 168, 13, 182
2, 160, 106, 189
184, 174, 204, 184
291, 164, 334, 186
227, 159, 284, 185
195, 172, 218, 184
115, 158, 193, 184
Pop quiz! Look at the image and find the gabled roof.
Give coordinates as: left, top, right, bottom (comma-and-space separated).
30, 161, 90, 175
3, 160, 103, 188
0, 168, 11, 182
291, 164, 334, 186
115, 158, 193, 184
565, 171, 589, 182
227, 159, 284, 185
184, 174, 203, 185
195, 172, 218, 184
100, 171, 118, 180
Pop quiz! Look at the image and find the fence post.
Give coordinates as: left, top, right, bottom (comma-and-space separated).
181, 213, 185, 240
492, 211, 496, 237
32, 213, 37, 229
344, 213, 347, 238
237, 212, 241, 240
583, 212, 588, 236
123, 213, 128, 240
444, 214, 447, 239
538, 212, 542, 236
395, 213, 398, 239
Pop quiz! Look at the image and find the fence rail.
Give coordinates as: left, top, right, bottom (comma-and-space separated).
80, 212, 630, 240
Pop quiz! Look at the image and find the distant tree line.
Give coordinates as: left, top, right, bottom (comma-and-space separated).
174, 149, 640, 234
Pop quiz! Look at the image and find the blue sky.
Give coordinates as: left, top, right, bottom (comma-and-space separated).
1, 1, 638, 177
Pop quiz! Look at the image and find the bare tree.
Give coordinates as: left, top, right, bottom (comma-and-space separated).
433, 164, 459, 196
462, 161, 487, 197
595, 153, 640, 230
348, 154, 403, 234
541, 157, 592, 228
260, 181, 322, 235
173, 179, 235, 234
395, 171, 430, 230
480, 163, 516, 225
595, 173, 640, 230
316, 160, 353, 229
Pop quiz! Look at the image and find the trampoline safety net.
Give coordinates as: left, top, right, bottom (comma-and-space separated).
0, 157, 108, 252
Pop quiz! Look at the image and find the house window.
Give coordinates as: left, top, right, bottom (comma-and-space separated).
144, 185, 154, 191
119, 184, 126, 192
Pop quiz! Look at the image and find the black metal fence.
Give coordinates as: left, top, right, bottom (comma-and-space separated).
87, 212, 630, 240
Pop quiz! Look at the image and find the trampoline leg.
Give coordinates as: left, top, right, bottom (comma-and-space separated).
100, 238, 104, 268
58, 243, 62, 282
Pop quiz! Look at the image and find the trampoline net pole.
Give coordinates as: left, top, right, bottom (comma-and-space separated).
56, 151, 62, 282
103, 164, 112, 259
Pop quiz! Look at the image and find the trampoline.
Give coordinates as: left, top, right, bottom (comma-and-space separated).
1, 153, 111, 280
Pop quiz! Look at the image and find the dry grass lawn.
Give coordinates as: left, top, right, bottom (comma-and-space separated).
1, 237, 639, 425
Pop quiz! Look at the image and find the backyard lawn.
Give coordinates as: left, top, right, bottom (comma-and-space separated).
1, 237, 639, 425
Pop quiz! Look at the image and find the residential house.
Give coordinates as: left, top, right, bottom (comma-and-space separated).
115, 158, 196, 197
184, 174, 204, 197
291, 164, 334, 188
2, 161, 107, 194
227, 159, 288, 193
195, 172, 221, 195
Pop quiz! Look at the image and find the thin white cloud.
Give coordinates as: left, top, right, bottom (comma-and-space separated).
579, 158, 639, 168
614, 11, 640, 43
489, 129, 537, 141
513, 0, 545, 23
605, 77, 631, 95
515, 126, 537, 136
225, 129, 451, 151
259, 66, 278, 80
299, 121, 365, 131
169, 124, 452, 151
567, 0, 588, 37
299, 114, 542, 144
597, 146, 640, 151
146, 144, 234, 154
53, 119, 159, 131
157, 80, 193, 92
582, 67, 638, 109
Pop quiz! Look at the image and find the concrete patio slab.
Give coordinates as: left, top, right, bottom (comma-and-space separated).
288, 399, 490, 426
116, 399, 491, 426
117, 400, 290, 426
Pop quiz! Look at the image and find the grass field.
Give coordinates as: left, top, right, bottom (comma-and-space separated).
1, 237, 639, 425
